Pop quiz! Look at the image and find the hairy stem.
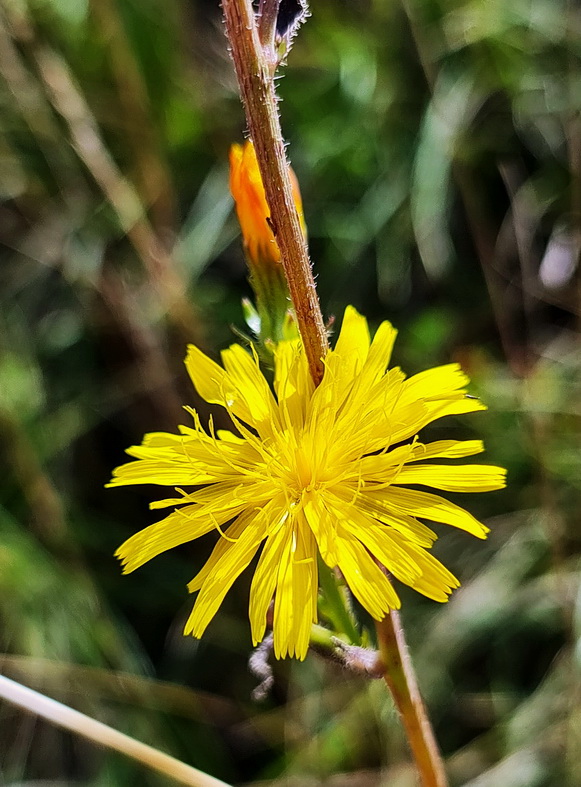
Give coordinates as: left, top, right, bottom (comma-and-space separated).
222, 0, 328, 382
376, 611, 449, 787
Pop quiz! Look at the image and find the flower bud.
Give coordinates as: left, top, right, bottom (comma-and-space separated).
229, 140, 305, 345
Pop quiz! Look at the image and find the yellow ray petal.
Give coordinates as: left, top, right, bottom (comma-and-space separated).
216, 429, 245, 443
374, 486, 489, 538
389, 396, 487, 445
272, 523, 318, 659
220, 344, 280, 435
331, 305, 370, 377
107, 456, 215, 487
249, 525, 290, 646
311, 307, 370, 428
357, 443, 416, 481
185, 344, 253, 426
404, 547, 460, 602
340, 510, 423, 586
187, 495, 286, 593
115, 500, 246, 574
400, 364, 470, 403
273, 339, 312, 428
140, 431, 188, 447
340, 508, 459, 600
184, 509, 268, 637
408, 439, 485, 461
394, 463, 507, 492
362, 319, 398, 383
149, 479, 272, 511
338, 319, 398, 417
302, 493, 338, 566
335, 530, 401, 619
340, 489, 438, 546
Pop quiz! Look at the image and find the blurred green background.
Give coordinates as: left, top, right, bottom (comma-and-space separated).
0, 0, 580, 784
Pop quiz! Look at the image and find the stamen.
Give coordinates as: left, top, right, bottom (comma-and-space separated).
212, 513, 241, 543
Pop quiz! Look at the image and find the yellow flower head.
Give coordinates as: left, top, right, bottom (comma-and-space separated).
109, 307, 506, 660
229, 140, 305, 267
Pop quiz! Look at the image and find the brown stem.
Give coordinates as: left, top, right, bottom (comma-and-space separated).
376, 612, 449, 787
222, 0, 328, 383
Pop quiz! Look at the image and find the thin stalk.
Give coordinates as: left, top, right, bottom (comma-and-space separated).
0, 675, 232, 787
222, 4, 448, 784
376, 611, 448, 787
222, 0, 328, 384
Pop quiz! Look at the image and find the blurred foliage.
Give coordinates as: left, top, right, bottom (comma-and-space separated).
0, 0, 580, 784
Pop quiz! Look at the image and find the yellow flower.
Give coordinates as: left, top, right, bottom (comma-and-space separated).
229, 140, 305, 268
109, 307, 506, 660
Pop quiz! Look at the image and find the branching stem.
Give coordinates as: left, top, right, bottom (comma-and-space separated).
258, 0, 281, 57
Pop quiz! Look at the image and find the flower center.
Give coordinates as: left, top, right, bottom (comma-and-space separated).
271, 433, 333, 498
295, 445, 313, 490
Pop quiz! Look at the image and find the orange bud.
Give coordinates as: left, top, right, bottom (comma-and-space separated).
229, 140, 305, 268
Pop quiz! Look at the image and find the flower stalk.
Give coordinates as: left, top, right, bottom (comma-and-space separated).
221, 1, 450, 783
222, 0, 328, 383
376, 611, 449, 787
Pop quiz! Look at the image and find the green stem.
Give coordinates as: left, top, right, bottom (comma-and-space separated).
318, 559, 361, 645
247, 251, 292, 345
